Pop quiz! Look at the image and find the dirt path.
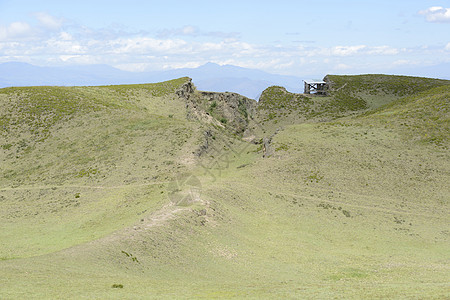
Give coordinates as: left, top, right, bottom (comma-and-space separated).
231, 181, 444, 219
51, 184, 208, 258
0, 181, 170, 192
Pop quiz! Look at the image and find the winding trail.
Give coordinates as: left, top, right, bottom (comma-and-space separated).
0, 181, 170, 192
230, 181, 445, 219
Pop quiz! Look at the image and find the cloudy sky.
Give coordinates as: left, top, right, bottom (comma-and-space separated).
0, 0, 449, 76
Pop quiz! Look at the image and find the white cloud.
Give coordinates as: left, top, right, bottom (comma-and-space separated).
181, 26, 196, 35
316, 45, 400, 57
0, 22, 33, 41
335, 63, 351, 70
331, 45, 366, 56
0, 13, 64, 42
109, 37, 189, 54
392, 59, 419, 66
46, 38, 85, 54
419, 6, 450, 23
367, 46, 399, 55
157, 25, 239, 39
59, 55, 80, 62
35, 12, 63, 30
1, 12, 448, 77
59, 32, 73, 41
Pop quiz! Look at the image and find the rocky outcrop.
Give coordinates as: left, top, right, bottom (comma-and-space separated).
175, 78, 195, 99
175, 78, 257, 135
195, 91, 256, 135
262, 128, 281, 158
176, 79, 218, 124
195, 129, 213, 157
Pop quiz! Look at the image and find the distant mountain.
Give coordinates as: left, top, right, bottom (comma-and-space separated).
0, 62, 306, 99
0, 62, 135, 87
2, 61, 449, 99
159, 63, 305, 98
195, 77, 274, 100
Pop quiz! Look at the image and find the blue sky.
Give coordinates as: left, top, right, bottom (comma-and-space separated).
0, 0, 449, 76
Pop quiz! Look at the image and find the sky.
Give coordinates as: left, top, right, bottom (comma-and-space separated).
0, 0, 449, 76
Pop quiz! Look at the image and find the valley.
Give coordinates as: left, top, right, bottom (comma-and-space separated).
0, 75, 449, 299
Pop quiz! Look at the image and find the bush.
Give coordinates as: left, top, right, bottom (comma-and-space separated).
1, 144, 12, 150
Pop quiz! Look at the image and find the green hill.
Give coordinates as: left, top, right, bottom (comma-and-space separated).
0, 75, 449, 299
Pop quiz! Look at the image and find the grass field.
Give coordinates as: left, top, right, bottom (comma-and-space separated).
0, 75, 449, 299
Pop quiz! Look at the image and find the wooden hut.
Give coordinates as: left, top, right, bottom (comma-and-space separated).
304, 80, 327, 95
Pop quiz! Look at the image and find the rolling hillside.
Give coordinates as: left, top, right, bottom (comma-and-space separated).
0, 75, 449, 299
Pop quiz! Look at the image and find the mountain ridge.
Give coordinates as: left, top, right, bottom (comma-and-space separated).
0, 62, 305, 99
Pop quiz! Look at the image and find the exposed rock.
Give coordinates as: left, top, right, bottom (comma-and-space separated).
262, 137, 273, 158
175, 78, 257, 136
262, 128, 281, 158
195, 130, 213, 157
175, 78, 195, 100
191, 91, 257, 135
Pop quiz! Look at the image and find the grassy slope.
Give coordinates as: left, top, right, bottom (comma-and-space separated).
0, 78, 201, 259
326, 74, 450, 109
0, 75, 449, 299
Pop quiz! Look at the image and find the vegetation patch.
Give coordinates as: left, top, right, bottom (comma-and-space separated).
121, 250, 140, 263
325, 74, 450, 98
76, 168, 99, 178
104, 77, 191, 97
328, 89, 367, 111
275, 143, 289, 151
2, 143, 12, 150
305, 171, 324, 183
258, 86, 312, 112
209, 101, 217, 112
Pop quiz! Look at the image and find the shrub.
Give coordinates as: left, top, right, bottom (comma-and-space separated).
1, 144, 12, 150
275, 143, 289, 151
305, 171, 324, 183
